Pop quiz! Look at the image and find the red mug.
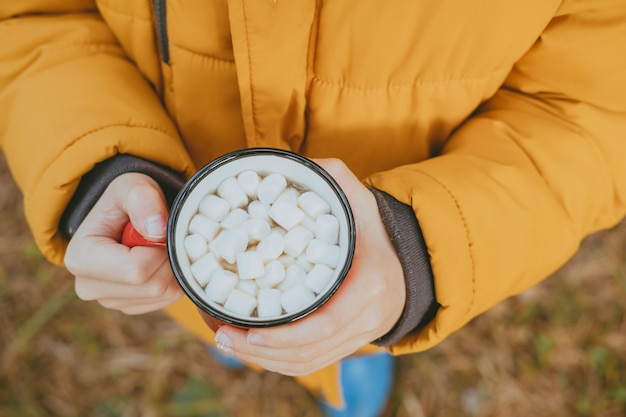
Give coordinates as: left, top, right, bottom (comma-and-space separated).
121, 148, 356, 331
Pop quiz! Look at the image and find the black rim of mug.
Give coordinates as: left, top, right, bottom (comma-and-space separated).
166, 147, 356, 328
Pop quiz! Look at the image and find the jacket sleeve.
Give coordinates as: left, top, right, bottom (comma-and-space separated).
0, 2, 195, 265
364, 0, 626, 354
59, 154, 186, 239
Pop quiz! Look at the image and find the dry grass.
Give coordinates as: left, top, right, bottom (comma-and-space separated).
1, 152, 625, 417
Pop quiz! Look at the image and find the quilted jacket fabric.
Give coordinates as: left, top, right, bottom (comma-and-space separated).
1, 0, 625, 355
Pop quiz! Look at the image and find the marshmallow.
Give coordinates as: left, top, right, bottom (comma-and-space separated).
207, 230, 226, 258
256, 260, 286, 288
256, 232, 285, 262
224, 289, 257, 316
271, 227, 286, 237
281, 284, 316, 313
257, 288, 283, 318
315, 214, 339, 245
298, 214, 317, 233
237, 251, 265, 280
188, 214, 220, 242
199, 194, 230, 222
283, 225, 314, 257
220, 208, 249, 230
257, 173, 287, 205
247, 200, 270, 221
184, 234, 208, 261
306, 239, 340, 268
218, 228, 249, 264
237, 280, 259, 297
241, 218, 271, 243
190, 253, 222, 286
277, 254, 296, 268
305, 264, 334, 294
298, 191, 331, 218
279, 264, 306, 291
237, 170, 260, 197
275, 187, 300, 205
269, 199, 304, 230
296, 254, 314, 273
205, 269, 238, 303
217, 176, 249, 208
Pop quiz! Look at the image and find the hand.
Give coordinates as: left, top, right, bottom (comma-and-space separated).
64, 173, 183, 314
213, 158, 406, 376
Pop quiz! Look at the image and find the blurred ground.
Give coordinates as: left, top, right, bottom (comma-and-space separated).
1, 152, 625, 417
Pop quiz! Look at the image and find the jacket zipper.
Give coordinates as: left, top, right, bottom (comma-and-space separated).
153, 0, 170, 63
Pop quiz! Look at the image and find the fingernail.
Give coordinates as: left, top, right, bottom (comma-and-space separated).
215, 331, 233, 353
247, 332, 264, 346
145, 214, 166, 238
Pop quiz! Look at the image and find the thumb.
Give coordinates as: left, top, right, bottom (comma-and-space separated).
116, 173, 169, 241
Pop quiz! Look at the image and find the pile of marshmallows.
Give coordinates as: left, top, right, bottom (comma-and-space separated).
183, 170, 343, 319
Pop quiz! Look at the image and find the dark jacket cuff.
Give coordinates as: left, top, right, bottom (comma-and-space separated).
369, 188, 439, 347
59, 154, 186, 239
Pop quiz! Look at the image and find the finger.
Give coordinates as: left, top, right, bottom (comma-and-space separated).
92, 277, 184, 313
98, 291, 184, 315
74, 260, 176, 300
67, 240, 168, 283
235, 351, 350, 376
235, 329, 369, 372
115, 173, 169, 241
219, 312, 376, 366
218, 327, 360, 376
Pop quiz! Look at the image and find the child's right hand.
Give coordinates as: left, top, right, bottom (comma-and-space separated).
64, 172, 183, 314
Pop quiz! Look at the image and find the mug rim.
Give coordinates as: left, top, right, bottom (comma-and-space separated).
166, 148, 356, 328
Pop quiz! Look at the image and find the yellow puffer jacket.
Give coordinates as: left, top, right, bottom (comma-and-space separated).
1, 0, 626, 357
